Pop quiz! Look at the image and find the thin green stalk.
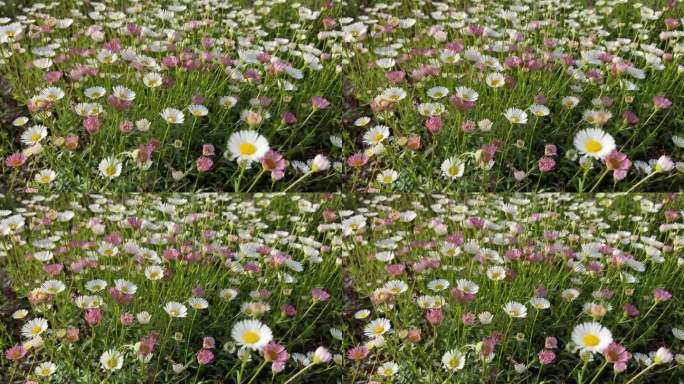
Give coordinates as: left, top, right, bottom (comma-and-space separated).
282, 363, 315, 384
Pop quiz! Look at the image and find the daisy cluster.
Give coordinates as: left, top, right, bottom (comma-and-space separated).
1, 193, 684, 382
0, 193, 346, 383
1, 0, 683, 192
340, 0, 684, 192
1, 0, 343, 192
340, 193, 684, 382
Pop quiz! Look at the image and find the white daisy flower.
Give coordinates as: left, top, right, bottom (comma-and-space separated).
573, 128, 615, 159
231, 319, 273, 350
227, 130, 270, 163
571, 322, 612, 354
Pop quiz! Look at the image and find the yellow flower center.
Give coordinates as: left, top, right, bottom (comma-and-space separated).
107, 357, 118, 368
32, 325, 42, 334
243, 330, 260, 344
449, 357, 460, 368
372, 133, 383, 142
31, 133, 41, 142
105, 165, 117, 176
373, 325, 385, 334
239, 143, 257, 156
585, 139, 602, 153
583, 334, 600, 347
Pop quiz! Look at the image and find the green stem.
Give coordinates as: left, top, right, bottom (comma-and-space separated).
283, 363, 314, 384
282, 171, 313, 192
588, 360, 609, 384
577, 167, 590, 193
234, 165, 246, 192
577, 359, 589, 384
625, 171, 658, 193
246, 360, 269, 384
589, 168, 610, 193
624, 364, 656, 384
245, 168, 266, 193
236, 360, 247, 384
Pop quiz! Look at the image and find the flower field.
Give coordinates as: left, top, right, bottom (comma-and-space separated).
343, 193, 684, 382
0, 193, 347, 383
1, 0, 684, 382
1, 193, 683, 383
0, 0, 683, 192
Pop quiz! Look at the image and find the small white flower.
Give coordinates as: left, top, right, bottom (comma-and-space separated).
503, 108, 528, 124
100, 349, 124, 371
98, 157, 122, 178
442, 349, 465, 371
164, 301, 188, 318
441, 157, 465, 179
34, 169, 57, 184
377, 169, 398, 184
160, 108, 185, 124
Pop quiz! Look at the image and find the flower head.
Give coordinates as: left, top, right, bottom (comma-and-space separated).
603, 342, 629, 373
347, 345, 369, 361
503, 301, 527, 318
228, 130, 269, 163
100, 349, 124, 371
21, 318, 48, 338
653, 96, 672, 109
442, 349, 465, 371
441, 157, 465, 179
98, 158, 122, 178
164, 301, 188, 318
571, 322, 612, 354
160, 108, 185, 124
574, 128, 615, 159
604, 150, 631, 180
503, 108, 528, 124
231, 319, 273, 350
